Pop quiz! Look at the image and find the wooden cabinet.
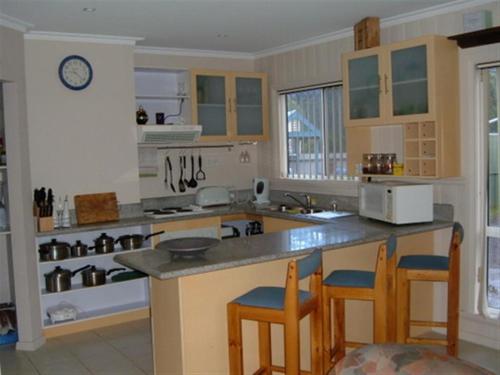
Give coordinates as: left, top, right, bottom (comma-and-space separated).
262, 217, 312, 234
344, 35, 460, 178
191, 69, 269, 142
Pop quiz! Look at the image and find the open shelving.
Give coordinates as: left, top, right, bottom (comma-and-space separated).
36, 224, 152, 337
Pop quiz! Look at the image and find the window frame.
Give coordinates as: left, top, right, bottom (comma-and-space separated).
477, 63, 500, 318
278, 82, 352, 182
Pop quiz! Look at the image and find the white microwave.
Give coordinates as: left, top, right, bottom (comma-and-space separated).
359, 181, 433, 224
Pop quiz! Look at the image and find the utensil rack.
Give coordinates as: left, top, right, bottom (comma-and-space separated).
157, 144, 235, 151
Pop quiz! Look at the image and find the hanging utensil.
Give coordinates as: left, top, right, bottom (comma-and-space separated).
164, 155, 169, 189
167, 156, 176, 193
183, 155, 189, 186
178, 156, 186, 193
196, 153, 207, 181
188, 154, 198, 188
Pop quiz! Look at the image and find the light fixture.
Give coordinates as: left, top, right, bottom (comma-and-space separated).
82, 7, 96, 12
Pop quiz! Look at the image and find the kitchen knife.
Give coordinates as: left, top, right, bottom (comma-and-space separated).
47, 188, 54, 216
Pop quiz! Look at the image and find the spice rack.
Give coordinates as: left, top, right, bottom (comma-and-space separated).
404, 121, 437, 177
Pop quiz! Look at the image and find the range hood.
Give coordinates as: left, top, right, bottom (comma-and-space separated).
137, 125, 202, 144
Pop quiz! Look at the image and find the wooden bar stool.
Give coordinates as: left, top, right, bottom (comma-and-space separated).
322, 235, 397, 372
227, 249, 323, 375
396, 222, 463, 356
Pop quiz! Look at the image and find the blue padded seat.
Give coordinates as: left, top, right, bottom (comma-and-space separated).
233, 286, 312, 310
323, 270, 375, 289
398, 255, 449, 271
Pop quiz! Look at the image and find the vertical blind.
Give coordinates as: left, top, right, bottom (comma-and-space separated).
281, 83, 346, 180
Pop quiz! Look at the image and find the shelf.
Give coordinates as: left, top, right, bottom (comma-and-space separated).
41, 276, 148, 296
0, 228, 11, 235
0, 165, 6, 170
392, 78, 427, 86
43, 300, 149, 328
349, 85, 379, 92
197, 103, 225, 108
38, 247, 151, 265
136, 95, 190, 100
448, 26, 500, 49
236, 104, 262, 108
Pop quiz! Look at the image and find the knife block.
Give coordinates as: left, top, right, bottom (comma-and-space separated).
37, 216, 54, 232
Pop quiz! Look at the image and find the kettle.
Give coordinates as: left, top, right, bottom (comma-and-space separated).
252, 177, 270, 204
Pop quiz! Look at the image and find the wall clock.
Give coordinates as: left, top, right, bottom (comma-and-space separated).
58, 55, 93, 90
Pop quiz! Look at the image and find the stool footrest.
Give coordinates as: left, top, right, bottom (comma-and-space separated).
346, 341, 368, 348
410, 319, 447, 328
269, 365, 311, 375
407, 337, 448, 346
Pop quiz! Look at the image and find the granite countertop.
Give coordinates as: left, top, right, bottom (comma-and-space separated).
35, 204, 327, 237
114, 215, 453, 280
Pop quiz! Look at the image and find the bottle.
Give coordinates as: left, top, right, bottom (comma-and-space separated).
62, 195, 71, 228
53, 196, 60, 229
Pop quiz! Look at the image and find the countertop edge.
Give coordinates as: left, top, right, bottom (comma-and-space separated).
114, 220, 453, 281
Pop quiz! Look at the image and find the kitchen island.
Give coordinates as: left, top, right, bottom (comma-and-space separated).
115, 214, 453, 374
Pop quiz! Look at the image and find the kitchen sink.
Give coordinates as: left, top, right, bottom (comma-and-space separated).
302, 211, 353, 219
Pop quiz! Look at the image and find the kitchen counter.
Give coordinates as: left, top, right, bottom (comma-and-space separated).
115, 215, 452, 280
34, 203, 326, 237
125, 211, 452, 374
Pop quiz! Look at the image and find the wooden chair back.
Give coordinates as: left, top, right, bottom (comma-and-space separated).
284, 249, 323, 314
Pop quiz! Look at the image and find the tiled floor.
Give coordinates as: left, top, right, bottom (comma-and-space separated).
0, 319, 153, 375
1, 318, 498, 374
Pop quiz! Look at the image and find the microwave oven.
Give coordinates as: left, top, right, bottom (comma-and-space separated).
359, 182, 433, 224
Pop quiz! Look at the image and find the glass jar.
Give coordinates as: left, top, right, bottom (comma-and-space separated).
374, 153, 383, 174
362, 154, 373, 174
384, 153, 397, 175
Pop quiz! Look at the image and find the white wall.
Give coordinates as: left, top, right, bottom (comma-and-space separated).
255, 1, 500, 348
139, 144, 258, 198
24, 39, 141, 207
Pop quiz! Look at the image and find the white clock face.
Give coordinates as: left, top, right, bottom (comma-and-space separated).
59, 56, 93, 90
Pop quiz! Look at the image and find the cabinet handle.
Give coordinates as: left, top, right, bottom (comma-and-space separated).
384, 74, 389, 94
228, 98, 232, 112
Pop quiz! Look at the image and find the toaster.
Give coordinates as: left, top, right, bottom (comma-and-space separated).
195, 186, 231, 207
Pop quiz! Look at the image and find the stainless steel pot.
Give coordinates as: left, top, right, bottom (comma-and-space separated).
71, 240, 88, 257
39, 239, 70, 261
115, 231, 165, 250
90, 233, 115, 254
44, 265, 90, 293
80, 266, 126, 287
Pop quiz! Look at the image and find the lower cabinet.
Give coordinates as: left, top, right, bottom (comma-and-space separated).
262, 216, 313, 234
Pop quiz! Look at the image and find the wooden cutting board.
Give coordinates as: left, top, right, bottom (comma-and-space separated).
74, 192, 119, 225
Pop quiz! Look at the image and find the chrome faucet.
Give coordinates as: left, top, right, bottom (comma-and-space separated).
284, 193, 312, 210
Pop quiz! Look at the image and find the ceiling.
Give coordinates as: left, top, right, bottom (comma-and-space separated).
1, 0, 459, 53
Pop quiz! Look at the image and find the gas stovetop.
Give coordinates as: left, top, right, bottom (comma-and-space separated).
144, 205, 212, 219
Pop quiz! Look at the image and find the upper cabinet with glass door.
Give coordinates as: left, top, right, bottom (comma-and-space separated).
191, 70, 269, 142
342, 47, 386, 126
191, 70, 231, 141
343, 35, 456, 127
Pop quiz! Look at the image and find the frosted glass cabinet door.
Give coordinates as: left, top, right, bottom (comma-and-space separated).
235, 77, 263, 136
195, 75, 228, 136
347, 54, 380, 120
390, 45, 428, 116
